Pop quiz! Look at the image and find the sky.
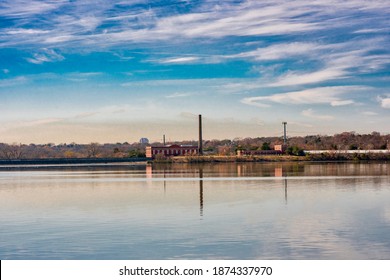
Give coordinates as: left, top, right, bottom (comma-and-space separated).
0, 0, 389, 144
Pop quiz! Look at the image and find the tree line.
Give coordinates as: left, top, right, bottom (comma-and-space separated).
204, 131, 390, 156
1, 131, 389, 159
0, 142, 146, 160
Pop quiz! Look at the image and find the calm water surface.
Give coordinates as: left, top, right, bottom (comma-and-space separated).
0, 162, 389, 259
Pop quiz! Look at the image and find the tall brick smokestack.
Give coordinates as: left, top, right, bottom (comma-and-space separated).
198, 114, 203, 155
282, 122, 287, 144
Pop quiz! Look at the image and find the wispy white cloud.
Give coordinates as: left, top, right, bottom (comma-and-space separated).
226, 42, 318, 61
0, 0, 388, 103
0, 0, 66, 18
74, 111, 99, 119
240, 97, 270, 108
0, 118, 64, 136
301, 108, 334, 121
43, 35, 77, 44
173, 8, 318, 38
65, 72, 103, 82
269, 68, 347, 87
0, 76, 28, 87
378, 95, 390, 109
73, 72, 102, 77
2, 0, 388, 48
5, 28, 50, 35
325, 46, 390, 73
1, 0, 390, 142
23, 118, 63, 127
75, 105, 132, 119
5, 104, 132, 131
241, 86, 363, 108
165, 92, 192, 98
50, 14, 102, 36
362, 111, 378, 116
26, 49, 64, 64
121, 78, 230, 87
330, 100, 355, 106
252, 39, 390, 87
353, 28, 390, 34
159, 56, 200, 64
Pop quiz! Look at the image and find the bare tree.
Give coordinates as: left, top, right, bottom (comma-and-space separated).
0, 143, 24, 159
86, 142, 100, 158
0, 144, 11, 159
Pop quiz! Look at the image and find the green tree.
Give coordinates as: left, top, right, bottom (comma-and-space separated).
286, 145, 305, 156
261, 142, 271, 150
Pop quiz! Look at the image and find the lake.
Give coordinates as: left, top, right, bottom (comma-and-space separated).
0, 162, 389, 259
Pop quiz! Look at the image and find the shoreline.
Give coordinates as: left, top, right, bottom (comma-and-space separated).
0, 152, 389, 167
0, 157, 148, 166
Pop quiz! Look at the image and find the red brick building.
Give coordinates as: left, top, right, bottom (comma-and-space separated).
146, 145, 198, 158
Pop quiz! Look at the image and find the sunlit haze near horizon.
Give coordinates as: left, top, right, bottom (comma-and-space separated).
1, 0, 389, 144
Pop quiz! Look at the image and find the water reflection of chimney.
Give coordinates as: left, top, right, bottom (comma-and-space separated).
199, 167, 204, 217
163, 168, 166, 194
274, 166, 287, 204
284, 177, 288, 204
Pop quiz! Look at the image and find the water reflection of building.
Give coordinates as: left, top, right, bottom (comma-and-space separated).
146, 164, 153, 186
237, 164, 242, 177
146, 165, 153, 178
274, 167, 283, 177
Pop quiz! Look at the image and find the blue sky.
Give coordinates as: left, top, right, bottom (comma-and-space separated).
1, 0, 389, 144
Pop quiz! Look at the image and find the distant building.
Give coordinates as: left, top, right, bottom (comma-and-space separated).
146, 145, 198, 158
139, 138, 149, 144
274, 144, 287, 152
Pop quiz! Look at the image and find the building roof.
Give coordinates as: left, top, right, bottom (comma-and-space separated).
148, 144, 197, 149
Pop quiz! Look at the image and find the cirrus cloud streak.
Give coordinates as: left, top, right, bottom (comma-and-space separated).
241, 86, 367, 108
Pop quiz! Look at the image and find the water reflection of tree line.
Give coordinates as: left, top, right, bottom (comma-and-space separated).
147, 163, 389, 215
150, 162, 390, 177
151, 162, 299, 177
